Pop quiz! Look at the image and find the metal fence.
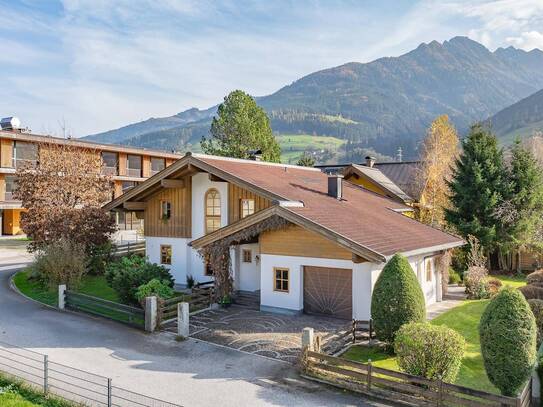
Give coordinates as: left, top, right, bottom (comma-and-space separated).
0, 340, 182, 407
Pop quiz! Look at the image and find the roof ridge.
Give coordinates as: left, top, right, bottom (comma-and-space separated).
191, 152, 322, 171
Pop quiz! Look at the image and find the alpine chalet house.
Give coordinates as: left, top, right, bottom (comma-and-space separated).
104, 153, 463, 320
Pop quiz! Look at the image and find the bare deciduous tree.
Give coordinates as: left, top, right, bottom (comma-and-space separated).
14, 142, 116, 252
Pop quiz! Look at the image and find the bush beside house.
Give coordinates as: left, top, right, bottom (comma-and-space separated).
371, 253, 426, 344
394, 322, 465, 382
479, 287, 537, 396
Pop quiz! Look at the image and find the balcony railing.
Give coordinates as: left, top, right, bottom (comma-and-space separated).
12, 159, 37, 169
102, 166, 118, 176
150, 169, 161, 176
126, 168, 142, 178
4, 191, 13, 201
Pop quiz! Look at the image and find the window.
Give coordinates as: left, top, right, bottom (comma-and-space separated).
4, 175, 16, 200
240, 199, 255, 218
121, 181, 137, 191
242, 249, 252, 263
160, 200, 171, 220
205, 188, 221, 234
101, 152, 118, 175
273, 267, 289, 292
425, 258, 432, 282
160, 245, 172, 265
205, 262, 213, 276
150, 157, 165, 175
13, 141, 38, 168
126, 154, 142, 177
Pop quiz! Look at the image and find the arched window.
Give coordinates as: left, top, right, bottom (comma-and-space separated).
205, 188, 221, 234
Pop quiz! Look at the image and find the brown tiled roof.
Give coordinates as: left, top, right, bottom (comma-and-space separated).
197, 156, 462, 257
374, 161, 424, 199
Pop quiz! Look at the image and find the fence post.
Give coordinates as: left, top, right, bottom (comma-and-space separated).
145, 296, 158, 332
367, 359, 372, 391
302, 327, 315, 352
107, 378, 112, 407
437, 378, 443, 407
43, 355, 48, 394
352, 319, 356, 344
177, 302, 190, 338
369, 319, 373, 341
58, 285, 66, 310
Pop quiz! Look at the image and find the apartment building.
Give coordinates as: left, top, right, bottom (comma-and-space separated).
0, 118, 181, 236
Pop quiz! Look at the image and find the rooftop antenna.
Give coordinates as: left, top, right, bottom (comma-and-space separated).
397, 146, 403, 162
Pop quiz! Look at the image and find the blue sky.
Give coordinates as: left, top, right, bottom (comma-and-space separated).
1, 0, 542, 137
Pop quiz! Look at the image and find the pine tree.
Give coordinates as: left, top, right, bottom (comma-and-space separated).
445, 124, 507, 254
296, 152, 316, 167
201, 90, 281, 162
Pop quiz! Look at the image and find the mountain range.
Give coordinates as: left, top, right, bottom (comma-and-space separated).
84, 36, 543, 161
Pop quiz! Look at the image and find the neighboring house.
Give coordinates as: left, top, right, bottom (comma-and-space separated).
0, 118, 181, 236
104, 152, 463, 320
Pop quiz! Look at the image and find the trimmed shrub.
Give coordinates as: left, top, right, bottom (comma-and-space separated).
479, 287, 537, 396
448, 269, 462, 285
528, 299, 543, 347
135, 279, 174, 304
486, 278, 502, 297
527, 270, 543, 287
371, 254, 426, 344
519, 285, 543, 300
105, 255, 174, 305
30, 239, 87, 289
394, 322, 466, 382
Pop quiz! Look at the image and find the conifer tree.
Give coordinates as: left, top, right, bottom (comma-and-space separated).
445, 124, 507, 254
201, 90, 281, 162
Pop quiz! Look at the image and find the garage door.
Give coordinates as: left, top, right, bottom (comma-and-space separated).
303, 266, 352, 320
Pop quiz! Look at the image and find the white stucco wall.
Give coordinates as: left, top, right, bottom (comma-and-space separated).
408, 255, 439, 306
238, 243, 260, 292
146, 236, 190, 285
260, 254, 354, 313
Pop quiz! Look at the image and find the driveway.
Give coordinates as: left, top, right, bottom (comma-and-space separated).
0, 247, 385, 407
188, 307, 350, 363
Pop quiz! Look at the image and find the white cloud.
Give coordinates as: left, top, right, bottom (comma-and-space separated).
506, 31, 543, 50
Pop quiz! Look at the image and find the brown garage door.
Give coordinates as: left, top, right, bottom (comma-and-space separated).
303, 266, 352, 320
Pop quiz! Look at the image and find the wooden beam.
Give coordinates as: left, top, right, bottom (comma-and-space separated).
209, 173, 225, 182
161, 178, 185, 188
123, 201, 147, 210
352, 254, 366, 264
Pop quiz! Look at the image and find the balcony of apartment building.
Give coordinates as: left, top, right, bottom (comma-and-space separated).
12, 141, 38, 169
150, 157, 165, 176
2, 175, 17, 202
126, 154, 142, 178
101, 151, 118, 176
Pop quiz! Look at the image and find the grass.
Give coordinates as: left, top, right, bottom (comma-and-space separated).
0, 375, 75, 407
343, 299, 504, 393
494, 274, 527, 289
13, 271, 120, 306
275, 134, 345, 164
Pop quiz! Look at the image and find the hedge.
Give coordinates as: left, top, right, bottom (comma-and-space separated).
371, 253, 426, 344
479, 287, 537, 396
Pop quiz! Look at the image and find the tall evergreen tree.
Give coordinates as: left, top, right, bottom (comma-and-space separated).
501, 139, 543, 255
445, 124, 507, 254
201, 90, 281, 162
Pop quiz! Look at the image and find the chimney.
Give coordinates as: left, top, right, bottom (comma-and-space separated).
365, 155, 376, 168
328, 175, 343, 200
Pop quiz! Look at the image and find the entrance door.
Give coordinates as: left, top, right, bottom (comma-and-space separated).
303, 266, 352, 320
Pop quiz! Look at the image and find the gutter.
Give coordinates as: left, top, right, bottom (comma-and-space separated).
387, 240, 466, 261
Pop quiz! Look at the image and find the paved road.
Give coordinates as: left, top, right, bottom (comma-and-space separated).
0, 249, 384, 407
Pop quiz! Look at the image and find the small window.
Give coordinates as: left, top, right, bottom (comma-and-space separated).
205, 262, 214, 276
205, 188, 221, 234
273, 267, 289, 292
160, 201, 171, 220
151, 157, 166, 175
242, 249, 252, 263
240, 199, 255, 218
425, 258, 432, 282
160, 245, 172, 265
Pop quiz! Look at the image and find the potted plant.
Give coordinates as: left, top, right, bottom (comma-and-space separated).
218, 294, 232, 308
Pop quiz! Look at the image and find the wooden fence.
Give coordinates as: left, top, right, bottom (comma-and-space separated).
65, 291, 145, 329
158, 282, 215, 328
303, 350, 532, 407
113, 241, 145, 257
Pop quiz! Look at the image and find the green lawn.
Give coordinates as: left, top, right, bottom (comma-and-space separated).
275, 134, 345, 164
494, 274, 527, 289
0, 376, 74, 407
343, 300, 499, 393
13, 271, 120, 307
